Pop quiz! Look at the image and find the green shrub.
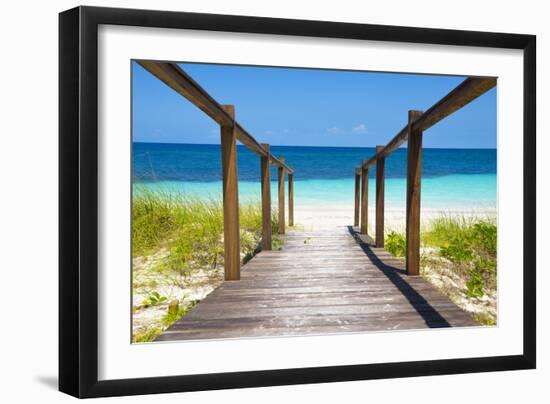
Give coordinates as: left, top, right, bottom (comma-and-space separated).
133, 299, 201, 343
465, 269, 484, 298
141, 291, 167, 307
470, 221, 497, 256
161, 299, 200, 327
385, 231, 406, 257
439, 237, 474, 262
272, 236, 284, 250
421, 216, 496, 299
382, 216, 496, 323
473, 312, 496, 326
133, 326, 163, 343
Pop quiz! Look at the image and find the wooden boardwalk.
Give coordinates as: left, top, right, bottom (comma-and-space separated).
157, 226, 476, 341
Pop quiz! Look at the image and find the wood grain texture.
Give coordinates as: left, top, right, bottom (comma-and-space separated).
221, 105, 240, 280
278, 158, 286, 235
406, 111, 424, 276
362, 77, 496, 168
375, 146, 385, 248
361, 163, 369, 235
354, 168, 361, 227
260, 143, 272, 251
157, 226, 477, 341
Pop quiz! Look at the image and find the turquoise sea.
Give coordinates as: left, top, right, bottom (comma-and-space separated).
133, 143, 496, 210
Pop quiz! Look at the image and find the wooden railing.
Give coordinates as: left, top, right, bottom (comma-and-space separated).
138, 61, 294, 281
354, 77, 496, 276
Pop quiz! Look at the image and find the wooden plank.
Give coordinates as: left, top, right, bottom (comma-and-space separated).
159, 310, 475, 340
354, 168, 361, 227
361, 163, 369, 235
363, 125, 407, 167
278, 158, 286, 235
362, 77, 496, 168
288, 173, 294, 227
413, 77, 497, 132
157, 226, 477, 341
220, 105, 240, 280
176, 304, 471, 323
201, 294, 465, 307
136, 61, 294, 173
207, 283, 448, 295
406, 110, 424, 276
260, 143, 272, 251
375, 145, 385, 248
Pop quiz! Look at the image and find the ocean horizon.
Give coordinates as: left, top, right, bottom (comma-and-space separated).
132, 142, 496, 210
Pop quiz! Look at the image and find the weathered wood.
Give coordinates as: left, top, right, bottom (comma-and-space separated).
362, 77, 497, 168
260, 143, 272, 251
360, 162, 369, 235
278, 158, 286, 235
413, 77, 497, 133
137, 61, 293, 173
157, 227, 477, 341
354, 168, 361, 227
375, 145, 385, 248
220, 105, 240, 280
288, 173, 294, 227
406, 110, 424, 276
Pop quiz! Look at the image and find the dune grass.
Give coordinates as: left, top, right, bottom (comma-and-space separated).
385, 215, 497, 325
133, 189, 280, 268
132, 188, 281, 342
421, 215, 497, 299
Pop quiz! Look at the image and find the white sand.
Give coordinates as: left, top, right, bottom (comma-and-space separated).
292, 203, 496, 232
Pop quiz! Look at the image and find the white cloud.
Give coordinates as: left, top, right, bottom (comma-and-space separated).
327, 124, 368, 135
326, 126, 344, 135
351, 124, 368, 134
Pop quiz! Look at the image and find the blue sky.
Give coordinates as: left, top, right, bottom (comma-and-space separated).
132, 62, 496, 148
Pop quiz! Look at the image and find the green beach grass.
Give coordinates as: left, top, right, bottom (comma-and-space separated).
132, 188, 497, 342
132, 188, 281, 342
385, 214, 497, 325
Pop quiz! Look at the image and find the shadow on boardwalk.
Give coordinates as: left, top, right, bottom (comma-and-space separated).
156, 226, 477, 342
347, 226, 450, 328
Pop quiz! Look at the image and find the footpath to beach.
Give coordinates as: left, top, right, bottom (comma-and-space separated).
157, 225, 477, 341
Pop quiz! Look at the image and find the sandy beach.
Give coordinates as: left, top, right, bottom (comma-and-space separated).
293, 203, 497, 231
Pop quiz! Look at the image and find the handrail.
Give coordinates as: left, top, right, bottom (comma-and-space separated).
137, 61, 294, 174
362, 77, 496, 168
139, 60, 295, 281
355, 75, 496, 276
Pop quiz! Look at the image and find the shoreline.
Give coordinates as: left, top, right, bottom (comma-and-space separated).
292, 204, 496, 231
133, 174, 497, 212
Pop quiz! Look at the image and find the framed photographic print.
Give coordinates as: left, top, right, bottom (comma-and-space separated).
59, 6, 536, 398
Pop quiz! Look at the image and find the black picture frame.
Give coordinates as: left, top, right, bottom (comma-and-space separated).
59, 5, 536, 398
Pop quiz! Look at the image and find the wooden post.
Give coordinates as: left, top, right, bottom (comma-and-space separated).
288, 173, 294, 227
360, 161, 368, 235
278, 158, 286, 235
220, 105, 240, 280
260, 143, 272, 251
354, 168, 361, 227
375, 145, 385, 248
406, 110, 424, 276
